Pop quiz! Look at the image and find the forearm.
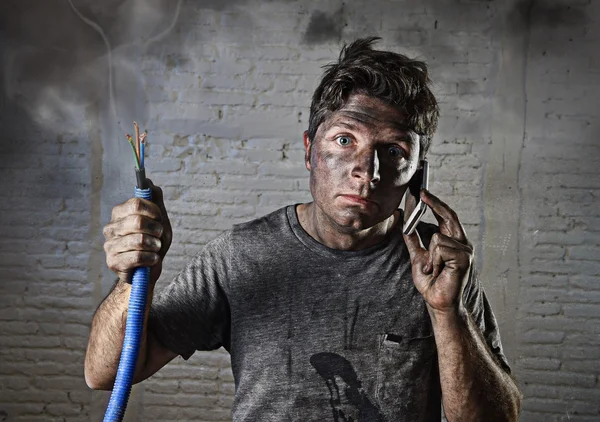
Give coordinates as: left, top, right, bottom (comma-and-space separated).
430, 306, 522, 422
84, 279, 155, 390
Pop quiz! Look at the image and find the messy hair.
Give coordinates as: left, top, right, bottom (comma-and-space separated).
307, 37, 439, 158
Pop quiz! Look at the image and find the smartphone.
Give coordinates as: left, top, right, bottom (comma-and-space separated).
402, 160, 429, 236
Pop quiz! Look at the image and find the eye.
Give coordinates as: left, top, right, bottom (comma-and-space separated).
388, 145, 405, 158
336, 136, 352, 147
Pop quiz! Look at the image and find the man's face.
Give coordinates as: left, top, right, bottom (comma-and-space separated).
304, 93, 421, 231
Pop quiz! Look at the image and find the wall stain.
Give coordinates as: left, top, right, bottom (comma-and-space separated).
508, 0, 588, 33
303, 9, 345, 45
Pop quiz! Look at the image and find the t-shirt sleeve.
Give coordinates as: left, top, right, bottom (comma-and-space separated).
148, 230, 232, 360
462, 266, 512, 374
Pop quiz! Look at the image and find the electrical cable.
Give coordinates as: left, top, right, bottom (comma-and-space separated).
103, 125, 150, 422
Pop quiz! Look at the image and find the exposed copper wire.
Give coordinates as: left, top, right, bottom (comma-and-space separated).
133, 121, 140, 158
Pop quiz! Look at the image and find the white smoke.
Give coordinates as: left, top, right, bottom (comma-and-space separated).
0, 0, 185, 136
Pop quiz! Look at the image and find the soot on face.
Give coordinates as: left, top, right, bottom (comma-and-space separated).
307, 93, 421, 232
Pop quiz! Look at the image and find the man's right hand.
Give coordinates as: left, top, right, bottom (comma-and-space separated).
103, 181, 172, 284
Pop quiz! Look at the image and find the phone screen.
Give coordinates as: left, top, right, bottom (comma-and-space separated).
402, 160, 429, 235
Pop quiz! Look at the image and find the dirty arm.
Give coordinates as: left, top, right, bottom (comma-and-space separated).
430, 306, 522, 422
85, 183, 175, 390
85, 279, 176, 390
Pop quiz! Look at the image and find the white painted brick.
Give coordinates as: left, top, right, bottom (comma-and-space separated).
522, 274, 569, 288
522, 384, 561, 399
518, 317, 587, 333
522, 330, 566, 345
561, 346, 600, 360
258, 161, 307, 178
517, 357, 562, 370
518, 344, 561, 359
218, 368, 234, 383
221, 382, 235, 395
185, 160, 258, 176
219, 174, 295, 191
0, 322, 40, 335
518, 370, 596, 388
179, 380, 224, 394
144, 380, 181, 394
1, 376, 31, 390
0, 389, 69, 403
31, 376, 87, 391
234, 148, 284, 162
562, 360, 600, 372
0, 335, 62, 349
563, 304, 600, 319
523, 398, 570, 414
46, 403, 83, 416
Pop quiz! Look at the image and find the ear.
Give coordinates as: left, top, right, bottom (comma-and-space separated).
303, 130, 312, 171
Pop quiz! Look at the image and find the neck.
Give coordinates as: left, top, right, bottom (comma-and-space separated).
297, 202, 400, 251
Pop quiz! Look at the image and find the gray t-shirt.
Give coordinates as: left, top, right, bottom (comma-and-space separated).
149, 205, 510, 422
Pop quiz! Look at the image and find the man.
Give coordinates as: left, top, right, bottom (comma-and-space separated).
86, 37, 522, 421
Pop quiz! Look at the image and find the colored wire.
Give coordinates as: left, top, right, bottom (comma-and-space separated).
133, 122, 140, 159
126, 134, 140, 169
139, 131, 147, 170
140, 139, 145, 170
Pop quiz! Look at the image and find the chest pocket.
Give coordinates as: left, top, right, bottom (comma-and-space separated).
375, 330, 439, 421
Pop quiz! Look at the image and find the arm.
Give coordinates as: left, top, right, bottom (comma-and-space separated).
430, 306, 521, 422
85, 182, 175, 390
85, 280, 177, 390
403, 189, 522, 422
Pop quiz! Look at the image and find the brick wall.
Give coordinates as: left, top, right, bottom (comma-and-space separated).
0, 104, 95, 420
515, 1, 600, 421
0, 0, 598, 421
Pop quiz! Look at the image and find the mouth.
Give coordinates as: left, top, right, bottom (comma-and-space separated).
339, 194, 378, 208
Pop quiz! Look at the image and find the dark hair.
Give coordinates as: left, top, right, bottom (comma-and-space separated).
307, 37, 439, 158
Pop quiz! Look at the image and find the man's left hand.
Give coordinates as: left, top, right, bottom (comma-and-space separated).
402, 189, 474, 314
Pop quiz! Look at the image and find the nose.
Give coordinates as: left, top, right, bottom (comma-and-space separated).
352, 148, 380, 187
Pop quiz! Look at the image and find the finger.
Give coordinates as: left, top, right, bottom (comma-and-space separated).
104, 233, 162, 255
402, 227, 425, 257
429, 243, 445, 278
420, 190, 468, 243
111, 197, 162, 222
106, 250, 160, 274
428, 243, 472, 278
429, 232, 473, 254
103, 214, 163, 240
146, 180, 172, 255
402, 229, 430, 273
426, 233, 473, 276
147, 179, 165, 216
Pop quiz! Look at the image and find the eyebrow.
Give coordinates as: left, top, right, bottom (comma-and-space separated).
330, 120, 415, 143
